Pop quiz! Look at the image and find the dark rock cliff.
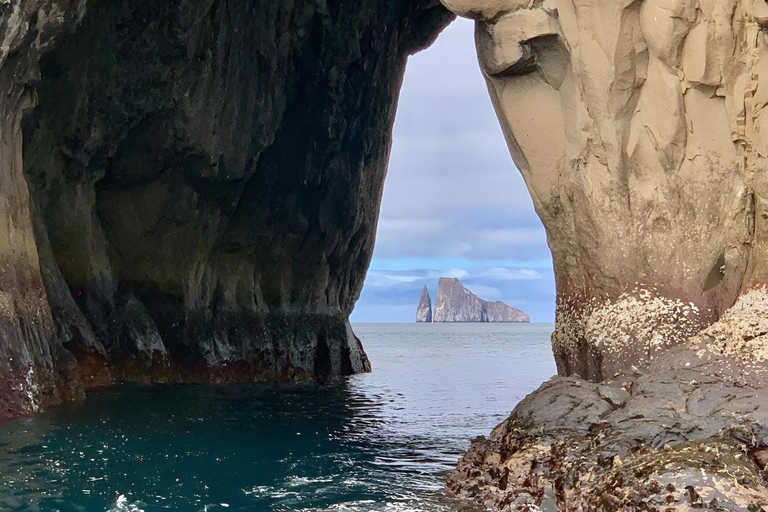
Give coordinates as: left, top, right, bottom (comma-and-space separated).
0, 0, 453, 416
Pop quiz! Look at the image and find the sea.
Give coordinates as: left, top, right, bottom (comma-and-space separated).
0, 323, 556, 512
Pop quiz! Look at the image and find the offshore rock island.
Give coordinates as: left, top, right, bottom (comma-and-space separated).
417, 278, 529, 323
416, 285, 433, 323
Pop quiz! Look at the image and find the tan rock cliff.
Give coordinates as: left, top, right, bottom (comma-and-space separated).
439, 0, 768, 509
440, 0, 768, 380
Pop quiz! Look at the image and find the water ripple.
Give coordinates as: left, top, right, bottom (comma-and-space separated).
0, 323, 555, 511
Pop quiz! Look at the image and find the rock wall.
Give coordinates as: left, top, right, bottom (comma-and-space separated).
0, 0, 453, 415
438, 0, 768, 509
0, 0, 88, 417
440, 0, 768, 380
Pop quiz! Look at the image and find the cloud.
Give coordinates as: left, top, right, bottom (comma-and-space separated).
369, 257, 554, 271
383, 274, 423, 283
482, 267, 542, 281
443, 268, 469, 279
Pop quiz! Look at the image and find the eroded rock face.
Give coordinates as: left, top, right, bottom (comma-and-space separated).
435, 0, 768, 508
438, 0, 768, 380
0, 0, 453, 415
446, 344, 768, 510
416, 285, 433, 322
0, 0, 89, 417
433, 277, 529, 322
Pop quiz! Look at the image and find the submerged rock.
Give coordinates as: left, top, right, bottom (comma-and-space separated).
416, 285, 433, 323
432, 278, 529, 323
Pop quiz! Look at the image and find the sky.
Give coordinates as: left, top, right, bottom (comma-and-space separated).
350, 18, 555, 323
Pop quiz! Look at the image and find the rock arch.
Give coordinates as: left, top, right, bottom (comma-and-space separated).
1, 0, 767, 410
3, 0, 768, 506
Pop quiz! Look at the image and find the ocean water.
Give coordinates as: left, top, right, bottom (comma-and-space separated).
0, 323, 556, 512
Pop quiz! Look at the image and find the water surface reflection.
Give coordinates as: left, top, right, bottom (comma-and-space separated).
0, 323, 556, 511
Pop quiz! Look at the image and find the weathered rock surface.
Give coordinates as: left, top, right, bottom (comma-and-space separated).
434, 0, 768, 508
446, 343, 768, 510
0, 0, 454, 415
416, 285, 433, 322
437, 0, 768, 381
433, 277, 529, 323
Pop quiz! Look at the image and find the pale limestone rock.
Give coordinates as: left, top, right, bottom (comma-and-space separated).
440, 0, 768, 381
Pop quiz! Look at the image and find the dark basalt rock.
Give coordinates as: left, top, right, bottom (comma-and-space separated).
0, 0, 454, 415
446, 343, 768, 510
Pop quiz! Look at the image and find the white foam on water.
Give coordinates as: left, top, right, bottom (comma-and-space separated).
108, 495, 146, 512
285, 476, 335, 487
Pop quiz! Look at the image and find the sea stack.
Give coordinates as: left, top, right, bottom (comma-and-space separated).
416, 286, 433, 323
432, 278, 529, 323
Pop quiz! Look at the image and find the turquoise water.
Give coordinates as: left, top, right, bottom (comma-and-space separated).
0, 323, 556, 512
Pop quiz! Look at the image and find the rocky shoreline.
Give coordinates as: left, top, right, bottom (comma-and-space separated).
447, 340, 768, 510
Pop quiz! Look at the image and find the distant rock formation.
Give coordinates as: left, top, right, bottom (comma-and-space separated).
416, 285, 432, 323
431, 278, 529, 323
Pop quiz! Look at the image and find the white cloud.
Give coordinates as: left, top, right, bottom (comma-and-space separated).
443, 267, 470, 279
482, 267, 542, 281
384, 275, 423, 283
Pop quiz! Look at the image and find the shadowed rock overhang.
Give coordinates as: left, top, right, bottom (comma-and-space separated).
0, 0, 454, 416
